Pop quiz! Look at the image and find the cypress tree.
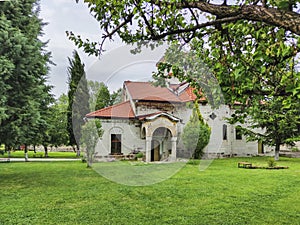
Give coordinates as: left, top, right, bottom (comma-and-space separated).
67, 51, 90, 156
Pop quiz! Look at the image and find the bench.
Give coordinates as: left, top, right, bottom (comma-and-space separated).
238, 161, 252, 168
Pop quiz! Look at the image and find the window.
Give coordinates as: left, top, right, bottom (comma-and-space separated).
223, 124, 227, 140
111, 134, 121, 154
235, 126, 242, 140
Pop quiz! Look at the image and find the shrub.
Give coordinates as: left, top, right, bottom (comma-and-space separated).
182, 101, 211, 159
136, 152, 144, 158
267, 158, 276, 167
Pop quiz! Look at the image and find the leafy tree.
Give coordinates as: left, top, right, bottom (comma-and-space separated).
197, 22, 300, 160
88, 81, 123, 110
81, 119, 103, 167
69, 0, 300, 56
110, 88, 123, 105
70, 0, 300, 160
88, 81, 110, 110
182, 101, 211, 159
48, 94, 69, 148
156, 23, 300, 160
0, 0, 52, 159
67, 51, 90, 156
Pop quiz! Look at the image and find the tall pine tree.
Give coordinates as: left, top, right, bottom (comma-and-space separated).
67, 51, 90, 156
0, 0, 52, 159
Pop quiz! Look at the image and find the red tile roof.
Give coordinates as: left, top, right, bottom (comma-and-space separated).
86, 81, 204, 119
179, 86, 206, 102
86, 101, 135, 119
125, 81, 183, 103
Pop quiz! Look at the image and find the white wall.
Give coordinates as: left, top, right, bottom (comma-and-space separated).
94, 101, 273, 158
95, 119, 145, 157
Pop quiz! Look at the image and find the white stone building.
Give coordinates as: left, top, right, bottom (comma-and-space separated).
86, 80, 270, 162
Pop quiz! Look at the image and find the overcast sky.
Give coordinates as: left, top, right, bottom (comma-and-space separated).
39, 0, 166, 98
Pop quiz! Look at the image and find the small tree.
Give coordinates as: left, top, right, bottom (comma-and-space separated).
182, 101, 211, 159
80, 119, 103, 167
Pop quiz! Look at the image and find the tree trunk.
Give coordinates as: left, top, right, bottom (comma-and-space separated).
274, 142, 280, 161
6, 145, 11, 159
24, 145, 29, 162
44, 145, 48, 158
174, 2, 300, 35
76, 145, 80, 157
33, 145, 36, 153
87, 158, 92, 168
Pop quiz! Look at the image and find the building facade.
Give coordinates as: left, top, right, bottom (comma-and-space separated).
86, 80, 271, 162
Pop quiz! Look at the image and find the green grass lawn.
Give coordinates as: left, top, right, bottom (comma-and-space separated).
0, 150, 81, 158
0, 157, 299, 224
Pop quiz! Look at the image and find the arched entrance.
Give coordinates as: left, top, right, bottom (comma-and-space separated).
151, 127, 172, 161
141, 112, 179, 162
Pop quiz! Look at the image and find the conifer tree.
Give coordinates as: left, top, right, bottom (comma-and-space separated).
0, 0, 52, 158
182, 101, 211, 159
67, 51, 90, 156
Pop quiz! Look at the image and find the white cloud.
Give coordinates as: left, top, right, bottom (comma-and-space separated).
40, 0, 166, 98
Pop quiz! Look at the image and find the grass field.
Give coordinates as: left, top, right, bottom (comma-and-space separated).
0, 150, 81, 158
0, 157, 299, 224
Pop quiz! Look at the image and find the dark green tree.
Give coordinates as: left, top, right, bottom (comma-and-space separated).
67, 51, 90, 156
88, 81, 123, 110
110, 88, 122, 105
88, 81, 110, 110
0, 0, 52, 160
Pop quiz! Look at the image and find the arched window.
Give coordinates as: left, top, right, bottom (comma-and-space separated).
223, 124, 227, 140
111, 134, 121, 154
235, 126, 242, 140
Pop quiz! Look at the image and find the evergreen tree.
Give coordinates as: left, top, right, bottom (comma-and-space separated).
0, 0, 52, 159
67, 51, 90, 156
182, 101, 211, 159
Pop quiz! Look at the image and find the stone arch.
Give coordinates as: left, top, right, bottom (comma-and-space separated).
141, 115, 177, 138
109, 127, 124, 134
151, 127, 173, 161
141, 115, 178, 162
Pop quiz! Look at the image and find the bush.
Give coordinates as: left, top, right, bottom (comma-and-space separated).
267, 158, 276, 167
136, 152, 144, 158
182, 101, 211, 159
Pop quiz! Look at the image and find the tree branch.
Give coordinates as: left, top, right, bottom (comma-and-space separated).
152, 1, 300, 35
149, 16, 243, 40
102, 13, 134, 39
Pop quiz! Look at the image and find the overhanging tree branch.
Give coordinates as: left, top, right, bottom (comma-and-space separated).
148, 16, 244, 40
152, 1, 300, 35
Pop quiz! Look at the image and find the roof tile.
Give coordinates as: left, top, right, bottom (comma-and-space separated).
125, 81, 182, 102
86, 101, 135, 119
